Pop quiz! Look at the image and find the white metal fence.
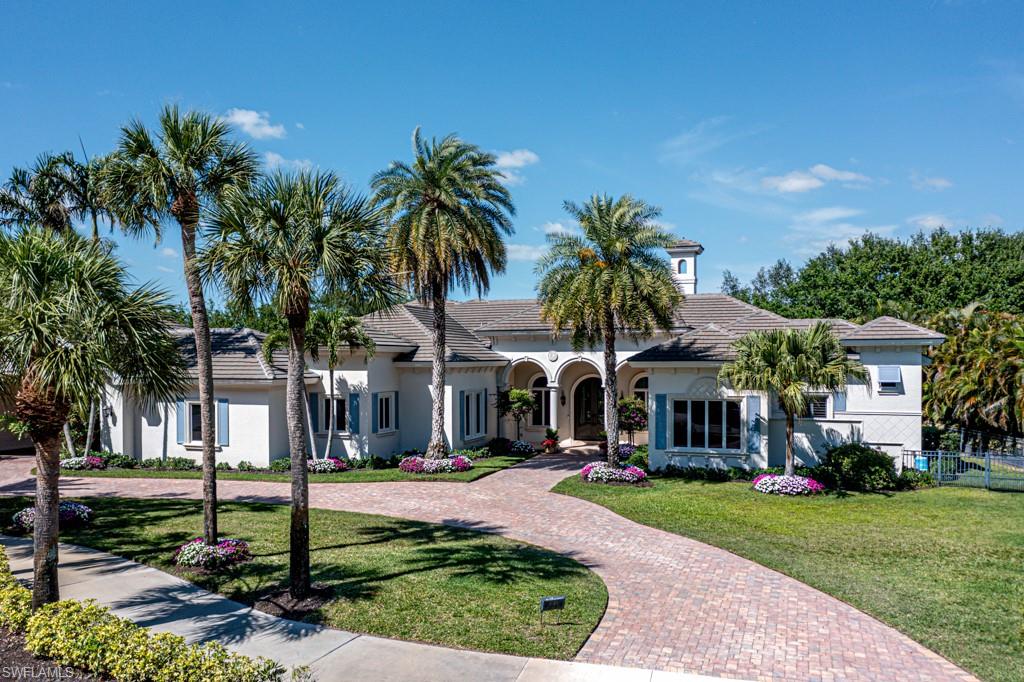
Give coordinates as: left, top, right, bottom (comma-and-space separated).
903, 450, 1024, 492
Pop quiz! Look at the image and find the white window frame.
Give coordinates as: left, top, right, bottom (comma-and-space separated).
669, 398, 743, 452
377, 391, 396, 434
465, 389, 485, 440
877, 366, 904, 394
322, 396, 347, 433
186, 400, 215, 444
529, 374, 551, 427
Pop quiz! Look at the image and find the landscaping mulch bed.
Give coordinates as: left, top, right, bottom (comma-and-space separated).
0, 627, 104, 680
254, 583, 335, 620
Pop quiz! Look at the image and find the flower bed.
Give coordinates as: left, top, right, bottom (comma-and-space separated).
580, 462, 648, 484
398, 455, 473, 474
12, 501, 92, 533
509, 440, 535, 455
307, 457, 349, 474
173, 538, 252, 569
59, 455, 105, 471
752, 473, 825, 496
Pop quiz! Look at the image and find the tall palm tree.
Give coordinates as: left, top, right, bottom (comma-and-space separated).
536, 195, 682, 465
0, 153, 72, 233
262, 309, 376, 459
204, 170, 398, 599
372, 128, 514, 458
102, 105, 258, 545
48, 151, 115, 242
719, 323, 868, 475
0, 229, 186, 608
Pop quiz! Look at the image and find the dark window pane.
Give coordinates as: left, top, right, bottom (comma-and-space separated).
690, 400, 706, 448
708, 400, 723, 449
726, 401, 741, 449
532, 391, 544, 426
672, 401, 688, 447
475, 393, 482, 433
190, 403, 202, 442
382, 396, 390, 430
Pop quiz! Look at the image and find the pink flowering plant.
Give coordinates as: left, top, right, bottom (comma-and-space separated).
307, 457, 349, 474
752, 474, 825, 496
60, 455, 106, 471
398, 455, 474, 474
580, 462, 648, 484
174, 537, 252, 569
12, 501, 92, 533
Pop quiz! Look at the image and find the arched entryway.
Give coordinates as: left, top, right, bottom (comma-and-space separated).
572, 376, 604, 441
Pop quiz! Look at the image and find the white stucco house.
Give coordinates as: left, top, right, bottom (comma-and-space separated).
97, 240, 945, 470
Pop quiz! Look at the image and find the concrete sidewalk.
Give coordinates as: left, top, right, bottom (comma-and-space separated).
1, 536, 725, 682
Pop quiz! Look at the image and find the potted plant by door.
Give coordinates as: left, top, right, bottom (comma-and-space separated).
542, 428, 560, 454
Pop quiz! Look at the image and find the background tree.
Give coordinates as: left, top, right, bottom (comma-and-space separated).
719, 323, 867, 475
496, 389, 536, 440
372, 128, 514, 458
536, 194, 681, 465
617, 396, 648, 445
0, 153, 72, 233
0, 229, 185, 608
102, 105, 258, 546
204, 169, 398, 600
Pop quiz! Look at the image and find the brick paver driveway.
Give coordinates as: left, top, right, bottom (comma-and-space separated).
0, 451, 974, 681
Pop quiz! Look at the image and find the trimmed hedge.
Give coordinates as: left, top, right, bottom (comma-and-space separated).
0, 548, 282, 681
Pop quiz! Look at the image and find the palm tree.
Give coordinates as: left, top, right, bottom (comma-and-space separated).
203, 170, 398, 599
261, 309, 376, 459
48, 151, 115, 243
102, 105, 258, 545
372, 128, 514, 458
536, 195, 682, 465
719, 323, 868, 475
0, 229, 186, 608
0, 153, 72, 232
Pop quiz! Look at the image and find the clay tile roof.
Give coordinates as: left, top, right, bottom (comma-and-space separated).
171, 327, 316, 382
667, 238, 704, 253
838, 316, 945, 343
631, 324, 740, 362
363, 304, 508, 363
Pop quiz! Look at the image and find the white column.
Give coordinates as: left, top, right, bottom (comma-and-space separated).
548, 385, 559, 437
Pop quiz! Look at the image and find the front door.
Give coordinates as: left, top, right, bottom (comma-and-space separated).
573, 377, 604, 440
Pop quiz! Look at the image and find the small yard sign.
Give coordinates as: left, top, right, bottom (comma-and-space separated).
539, 595, 566, 624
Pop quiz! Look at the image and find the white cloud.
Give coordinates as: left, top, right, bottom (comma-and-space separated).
539, 221, 576, 237
156, 265, 175, 274
160, 247, 178, 258
507, 243, 547, 261
795, 206, 865, 224
907, 213, 952, 231
295, 122, 305, 130
762, 171, 825, 193
981, 213, 1004, 226
660, 117, 767, 166
762, 164, 871, 193
264, 152, 313, 171
222, 108, 286, 139
784, 206, 894, 255
494, 149, 540, 186
910, 173, 953, 192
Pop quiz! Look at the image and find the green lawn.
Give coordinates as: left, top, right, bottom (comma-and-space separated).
0, 496, 606, 660
553, 476, 1024, 682
57, 454, 531, 483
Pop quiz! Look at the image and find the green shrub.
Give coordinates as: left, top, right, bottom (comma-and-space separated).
896, 469, 935, 490
625, 444, 648, 471
486, 437, 511, 456
216, 461, 233, 471
817, 443, 897, 491
452, 447, 489, 459
237, 460, 256, 472
269, 458, 290, 472
104, 454, 138, 469
140, 458, 162, 469
165, 457, 198, 471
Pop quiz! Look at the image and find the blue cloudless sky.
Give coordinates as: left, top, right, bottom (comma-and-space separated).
2, 1, 1022, 306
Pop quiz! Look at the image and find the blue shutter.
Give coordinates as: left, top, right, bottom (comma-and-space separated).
394, 391, 400, 430
309, 392, 319, 433
483, 388, 488, 434
349, 393, 360, 434
459, 390, 465, 439
833, 391, 847, 413
216, 399, 229, 446
175, 399, 186, 444
746, 396, 761, 455
371, 392, 379, 433
654, 394, 667, 450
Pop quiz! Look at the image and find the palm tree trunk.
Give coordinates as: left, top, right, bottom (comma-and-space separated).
85, 400, 96, 453
32, 432, 63, 609
180, 218, 217, 545
603, 314, 620, 467
785, 410, 795, 476
324, 367, 335, 460
426, 282, 447, 459
287, 314, 311, 600
62, 423, 76, 458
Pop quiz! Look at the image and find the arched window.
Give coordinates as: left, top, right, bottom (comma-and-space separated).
632, 375, 649, 406
677, 259, 688, 274
531, 375, 551, 427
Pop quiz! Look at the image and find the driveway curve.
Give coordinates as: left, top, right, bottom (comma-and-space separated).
0, 451, 974, 681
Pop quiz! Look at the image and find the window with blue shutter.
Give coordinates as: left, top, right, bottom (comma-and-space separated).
175, 399, 186, 444
745, 396, 761, 455
349, 393, 360, 434
308, 392, 319, 433
833, 391, 847, 412
371, 392, 379, 433
878, 366, 903, 394
216, 399, 229, 446
458, 390, 465, 439
394, 391, 400, 430
654, 394, 667, 450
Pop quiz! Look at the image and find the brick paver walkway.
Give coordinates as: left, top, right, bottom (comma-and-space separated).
0, 452, 975, 681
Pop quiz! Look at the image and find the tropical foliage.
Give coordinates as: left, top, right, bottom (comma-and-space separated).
372, 128, 515, 458
495, 388, 536, 440
536, 194, 681, 465
102, 104, 259, 546
0, 229, 185, 607
719, 323, 867, 475
203, 169, 397, 599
